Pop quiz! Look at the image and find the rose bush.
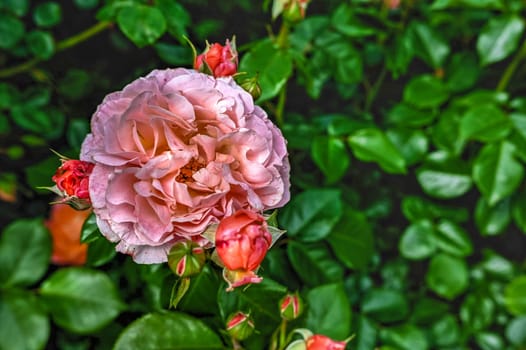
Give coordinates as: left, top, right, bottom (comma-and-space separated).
80, 68, 290, 263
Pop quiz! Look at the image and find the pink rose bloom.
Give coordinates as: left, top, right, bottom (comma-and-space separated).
80, 68, 290, 263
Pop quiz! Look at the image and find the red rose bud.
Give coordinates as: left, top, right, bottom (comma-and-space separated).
280, 292, 303, 320
194, 38, 238, 77
215, 209, 271, 290
306, 335, 347, 350
168, 241, 206, 278
49, 159, 94, 210
226, 312, 254, 341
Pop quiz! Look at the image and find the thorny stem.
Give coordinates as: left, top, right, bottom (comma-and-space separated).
0, 21, 112, 79
496, 37, 526, 92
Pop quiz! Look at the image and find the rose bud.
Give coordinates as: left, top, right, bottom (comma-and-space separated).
226, 312, 255, 341
306, 335, 347, 350
194, 38, 238, 77
384, 0, 401, 10
167, 241, 206, 278
215, 209, 272, 290
238, 75, 262, 100
50, 159, 94, 210
283, 0, 310, 23
280, 292, 303, 320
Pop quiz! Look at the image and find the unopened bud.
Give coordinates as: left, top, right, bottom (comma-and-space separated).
283, 0, 310, 23
168, 241, 206, 278
226, 312, 254, 341
238, 75, 262, 100
280, 292, 303, 320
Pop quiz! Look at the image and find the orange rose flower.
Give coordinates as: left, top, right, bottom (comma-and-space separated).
45, 204, 90, 265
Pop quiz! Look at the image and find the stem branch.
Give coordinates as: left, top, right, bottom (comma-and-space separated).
497, 37, 526, 92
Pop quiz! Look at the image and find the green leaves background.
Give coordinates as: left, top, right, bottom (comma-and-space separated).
1, 0, 526, 349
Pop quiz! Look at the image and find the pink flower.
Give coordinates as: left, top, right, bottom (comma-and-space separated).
306, 335, 347, 350
80, 68, 289, 263
194, 39, 238, 77
216, 209, 271, 290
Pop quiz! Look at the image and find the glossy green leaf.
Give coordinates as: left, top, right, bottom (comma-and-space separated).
386, 103, 436, 128
386, 128, 428, 166
431, 108, 465, 155
380, 324, 428, 350
178, 265, 221, 315
426, 253, 468, 300
0, 13, 25, 49
331, 4, 376, 37
460, 293, 495, 331
433, 219, 473, 257
328, 208, 374, 269
477, 16, 525, 66
33, 2, 62, 27
403, 75, 449, 109
399, 220, 437, 260
504, 275, 526, 315
0, 0, 29, 16
411, 297, 449, 325
460, 104, 511, 142
430, 315, 460, 347
416, 153, 472, 199
26, 30, 55, 60
0, 218, 51, 287
432, 0, 504, 9
473, 141, 524, 206
512, 190, 526, 233
362, 288, 409, 323
407, 21, 450, 68
475, 332, 505, 350
506, 316, 526, 346
279, 189, 342, 242
117, 5, 166, 47
306, 283, 352, 340
348, 128, 406, 174
86, 236, 117, 267
287, 241, 344, 287
475, 197, 511, 236
402, 196, 469, 223
354, 316, 377, 350
0, 290, 49, 350
40, 267, 125, 334
74, 0, 98, 10
240, 40, 293, 102
155, 0, 190, 40
114, 312, 223, 350
10, 106, 65, 140
446, 52, 480, 92
311, 135, 350, 184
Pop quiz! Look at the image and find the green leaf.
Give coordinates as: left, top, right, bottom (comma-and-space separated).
117, 5, 166, 47
0, 289, 49, 350
399, 220, 437, 260
446, 52, 480, 92
0, 218, 51, 287
505, 275, 526, 315
240, 39, 293, 102
411, 298, 449, 324
407, 21, 450, 68
86, 236, 117, 267
311, 135, 350, 184
26, 30, 55, 60
40, 267, 124, 334
460, 104, 511, 142
74, 0, 99, 10
33, 2, 62, 28
0, 13, 25, 49
67, 118, 90, 150
155, 43, 192, 65
331, 4, 376, 38
380, 324, 428, 350
178, 265, 221, 315
287, 241, 344, 287
217, 278, 286, 335
354, 316, 377, 350
279, 189, 342, 242
477, 16, 525, 66
306, 283, 352, 340
402, 196, 469, 223
476, 197, 511, 236
431, 108, 465, 155
506, 316, 526, 346
11, 105, 65, 140
348, 128, 407, 174
403, 75, 450, 109
416, 153, 472, 199
362, 289, 409, 323
386, 128, 429, 166
513, 190, 526, 233
433, 219, 473, 257
0, 0, 30, 16
81, 212, 101, 243
328, 208, 374, 269
473, 141, 524, 206
475, 332, 505, 350
58, 69, 92, 100
155, 0, 190, 40
430, 315, 460, 347
386, 103, 436, 128
114, 312, 223, 350
460, 293, 495, 331
426, 253, 469, 300
431, 0, 504, 9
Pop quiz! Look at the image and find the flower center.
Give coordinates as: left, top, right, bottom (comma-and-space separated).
176, 158, 205, 183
